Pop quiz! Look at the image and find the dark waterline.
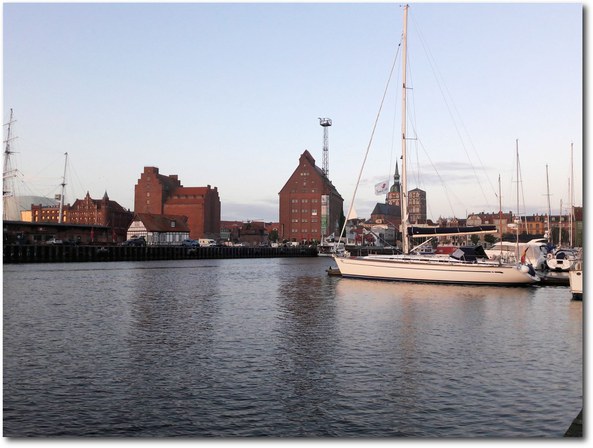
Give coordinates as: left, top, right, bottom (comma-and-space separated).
3, 258, 582, 437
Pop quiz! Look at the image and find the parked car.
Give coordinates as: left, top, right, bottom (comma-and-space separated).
182, 239, 199, 248
46, 238, 63, 245
122, 236, 146, 246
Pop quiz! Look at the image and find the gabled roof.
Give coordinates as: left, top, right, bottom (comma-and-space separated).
279, 150, 342, 199
71, 191, 129, 213
134, 213, 190, 232
371, 203, 401, 217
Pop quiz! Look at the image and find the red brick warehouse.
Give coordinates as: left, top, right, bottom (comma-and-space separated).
134, 166, 221, 239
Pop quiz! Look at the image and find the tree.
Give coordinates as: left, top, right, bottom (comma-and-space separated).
484, 233, 497, 246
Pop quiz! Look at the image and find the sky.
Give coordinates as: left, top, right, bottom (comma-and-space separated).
3, 1, 584, 222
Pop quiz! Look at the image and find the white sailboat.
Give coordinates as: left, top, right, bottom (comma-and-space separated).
333, 5, 539, 286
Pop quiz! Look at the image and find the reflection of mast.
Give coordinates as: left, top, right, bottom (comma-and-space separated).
3, 109, 18, 220
58, 152, 68, 223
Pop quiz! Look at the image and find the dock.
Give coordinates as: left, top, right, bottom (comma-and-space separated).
3, 244, 318, 264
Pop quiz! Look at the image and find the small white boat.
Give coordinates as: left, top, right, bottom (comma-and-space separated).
546, 248, 578, 271
569, 259, 583, 300
317, 235, 345, 256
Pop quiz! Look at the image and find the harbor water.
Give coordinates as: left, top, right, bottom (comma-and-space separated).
3, 257, 582, 437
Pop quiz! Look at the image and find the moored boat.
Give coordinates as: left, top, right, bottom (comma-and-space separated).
332, 5, 539, 286
569, 259, 583, 300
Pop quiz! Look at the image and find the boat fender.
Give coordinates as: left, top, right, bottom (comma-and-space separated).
521, 247, 529, 264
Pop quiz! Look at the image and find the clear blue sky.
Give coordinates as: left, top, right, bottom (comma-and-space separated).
3, 1, 583, 222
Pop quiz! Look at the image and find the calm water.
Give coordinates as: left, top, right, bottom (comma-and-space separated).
3, 257, 582, 437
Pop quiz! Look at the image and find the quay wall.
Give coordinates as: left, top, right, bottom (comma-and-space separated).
3, 244, 318, 264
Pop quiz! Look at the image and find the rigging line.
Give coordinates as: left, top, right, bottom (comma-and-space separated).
410, 14, 497, 209
407, 114, 459, 217
338, 38, 402, 243
405, 52, 424, 191
387, 62, 402, 188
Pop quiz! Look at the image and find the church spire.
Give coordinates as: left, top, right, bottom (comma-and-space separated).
385, 160, 402, 207
390, 160, 400, 193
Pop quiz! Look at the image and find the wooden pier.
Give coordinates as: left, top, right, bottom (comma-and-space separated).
3, 244, 318, 264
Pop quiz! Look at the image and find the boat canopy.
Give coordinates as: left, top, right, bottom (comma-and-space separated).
450, 246, 489, 261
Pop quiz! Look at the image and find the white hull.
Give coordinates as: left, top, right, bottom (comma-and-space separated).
569, 261, 583, 299
334, 254, 539, 285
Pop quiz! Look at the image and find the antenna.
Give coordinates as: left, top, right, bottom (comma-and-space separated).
318, 117, 332, 176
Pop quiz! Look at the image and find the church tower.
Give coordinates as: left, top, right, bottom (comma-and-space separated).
386, 161, 401, 206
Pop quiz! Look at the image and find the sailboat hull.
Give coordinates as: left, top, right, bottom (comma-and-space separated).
569, 261, 583, 300
334, 255, 539, 286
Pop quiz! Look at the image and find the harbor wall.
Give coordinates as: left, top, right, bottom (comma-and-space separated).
3, 244, 318, 264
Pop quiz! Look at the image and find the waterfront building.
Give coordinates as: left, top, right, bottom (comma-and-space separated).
408, 188, 427, 224
220, 220, 280, 246
278, 150, 344, 243
29, 191, 133, 242
127, 213, 190, 245
134, 166, 221, 239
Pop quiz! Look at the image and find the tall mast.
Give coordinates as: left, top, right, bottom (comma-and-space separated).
58, 152, 68, 223
3, 109, 17, 220
401, 4, 409, 254
498, 174, 503, 257
515, 139, 520, 260
569, 142, 574, 247
559, 199, 563, 247
545, 164, 551, 243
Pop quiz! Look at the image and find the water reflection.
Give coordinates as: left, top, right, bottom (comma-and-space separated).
275, 274, 339, 435
3, 259, 582, 437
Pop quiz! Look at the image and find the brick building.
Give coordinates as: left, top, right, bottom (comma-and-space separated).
279, 150, 343, 243
127, 213, 190, 245
408, 188, 427, 224
30, 191, 133, 243
134, 166, 221, 239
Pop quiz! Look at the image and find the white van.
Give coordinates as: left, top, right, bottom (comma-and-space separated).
198, 238, 217, 247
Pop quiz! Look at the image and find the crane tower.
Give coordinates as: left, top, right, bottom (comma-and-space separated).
318, 117, 332, 176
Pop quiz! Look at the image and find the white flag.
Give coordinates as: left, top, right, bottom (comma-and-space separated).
374, 180, 389, 195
